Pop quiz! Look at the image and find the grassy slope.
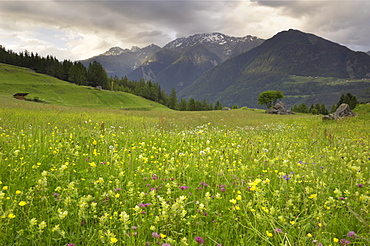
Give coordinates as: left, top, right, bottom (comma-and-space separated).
0, 63, 170, 111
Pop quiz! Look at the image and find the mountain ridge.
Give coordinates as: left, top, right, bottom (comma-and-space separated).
179, 29, 370, 107
127, 32, 264, 92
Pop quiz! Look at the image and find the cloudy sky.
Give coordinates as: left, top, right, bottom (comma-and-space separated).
0, 0, 369, 61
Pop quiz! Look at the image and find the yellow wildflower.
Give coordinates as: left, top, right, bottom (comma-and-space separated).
18, 201, 27, 206
8, 213, 16, 219
266, 231, 273, 237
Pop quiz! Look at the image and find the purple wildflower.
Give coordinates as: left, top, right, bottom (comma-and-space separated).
283, 175, 291, 181
179, 186, 189, 190
152, 232, 161, 239
340, 239, 351, 245
162, 244, 171, 246
340, 197, 345, 200
132, 226, 137, 230
358, 184, 364, 187
274, 228, 283, 234
115, 188, 121, 191
145, 243, 150, 246
220, 187, 226, 192
53, 193, 60, 197
68, 244, 76, 246
347, 231, 358, 238
200, 182, 208, 187
195, 237, 205, 244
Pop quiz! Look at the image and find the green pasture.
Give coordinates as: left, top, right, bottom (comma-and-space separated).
0, 63, 169, 111
0, 98, 369, 245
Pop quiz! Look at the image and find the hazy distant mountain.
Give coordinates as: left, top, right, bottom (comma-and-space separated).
179, 29, 370, 108
128, 33, 264, 92
80, 44, 160, 78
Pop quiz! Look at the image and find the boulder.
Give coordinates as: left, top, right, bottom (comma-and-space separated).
266, 102, 295, 115
322, 103, 358, 120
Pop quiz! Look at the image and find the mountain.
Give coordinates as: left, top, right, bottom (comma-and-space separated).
179, 29, 370, 108
80, 44, 161, 78
127, 33, 264, 92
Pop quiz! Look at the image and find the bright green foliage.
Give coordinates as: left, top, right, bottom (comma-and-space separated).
0, 102, 369, 245
257, 90, 284, 109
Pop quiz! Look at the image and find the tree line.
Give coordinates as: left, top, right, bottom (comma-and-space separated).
0, 45, 223, 111
257, 90, 359, 115
291, 92, 359, 114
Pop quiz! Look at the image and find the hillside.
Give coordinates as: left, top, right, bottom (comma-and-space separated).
179, 29, 370, 108
0, 63, 170, 111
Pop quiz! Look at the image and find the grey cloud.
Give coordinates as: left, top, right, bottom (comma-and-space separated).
1, 0, 369, 60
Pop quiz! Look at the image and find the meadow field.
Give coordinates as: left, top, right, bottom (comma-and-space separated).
0, 101, 369, 245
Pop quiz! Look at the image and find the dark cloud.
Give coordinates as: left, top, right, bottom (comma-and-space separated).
0, 0, 369, 60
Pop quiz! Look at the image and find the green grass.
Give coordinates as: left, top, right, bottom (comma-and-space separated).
0, 63, 170, 111
0, 63, 369, 245
0, 98, 369, 245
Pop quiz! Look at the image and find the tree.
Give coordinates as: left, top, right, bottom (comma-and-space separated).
87, 61, 109, 89
167, 88, 178, 110
337, 93, 359, 110
257, 90, 284, 109
214, 101, 222, 110
178, 99, 188, 111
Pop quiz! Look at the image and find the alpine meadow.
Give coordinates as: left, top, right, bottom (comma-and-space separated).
1, 65, 370, 245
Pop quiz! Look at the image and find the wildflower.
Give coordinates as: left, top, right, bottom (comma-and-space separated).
229, 199, 237, 204
308, 194, 317, 199
8, 213, 16, 219
333, 238, 339, 243
18, 201, 27, 206
274, 228, 283, 234
16, 190, 22, 195
307, 233, 312, 238
266, 231, 273, 237
236, 195, 242, 200
347, 231, 358, 239
179, 186, 189, 190
2, 186, 8, 190
29, 218, 37, 226
160, 233, 166, 238
162, 244, 171, 246
110, 237, 118, 243
357, 184, 364, 187
339, 239, 351, 245
195, 237, 205, 244
283, 175, 291, 181
152, 232, 161, 238
67, 244, 76, 246
200, 182, 208, 187
38, 221, 47, 230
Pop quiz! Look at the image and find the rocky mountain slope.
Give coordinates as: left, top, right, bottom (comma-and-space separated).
127, 32, 264, 92
80, 44, 161, 78
179, 29, 370, 108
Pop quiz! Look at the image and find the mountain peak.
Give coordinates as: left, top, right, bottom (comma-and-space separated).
163, 32, 263, 52
102, 46, 127, 56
